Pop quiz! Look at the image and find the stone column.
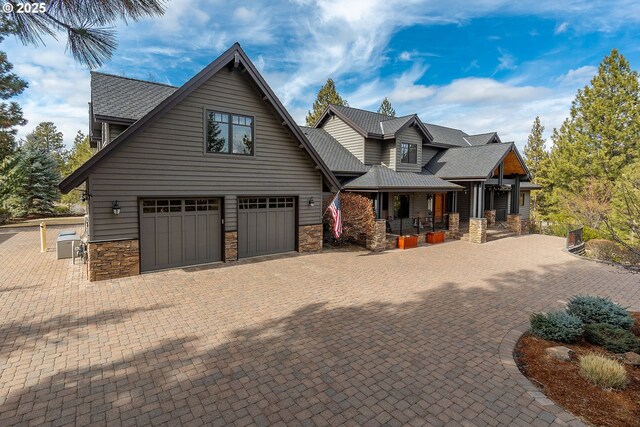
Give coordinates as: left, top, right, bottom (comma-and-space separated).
468, 218, 487, 244
448, 212, 459, 235
484, 210, 496, 226
366, 219, 387, 252
298, 224, 323, 252
224, 231, 238, 262
507, 214, 522, 235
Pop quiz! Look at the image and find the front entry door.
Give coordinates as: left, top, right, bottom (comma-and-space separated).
434, 193, 445, 221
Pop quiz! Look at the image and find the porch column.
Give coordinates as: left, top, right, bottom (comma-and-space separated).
471, 182, 485, 218
375, 192, 383, 219
510, 176, 520, 214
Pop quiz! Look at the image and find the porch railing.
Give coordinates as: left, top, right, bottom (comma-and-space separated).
530, 221, 585, 254
387, 214, 449, 235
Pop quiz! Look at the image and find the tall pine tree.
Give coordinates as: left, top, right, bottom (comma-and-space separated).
305, 79, 348, 126
0, 25, 28, 162
549, 49, 640, 189
377, 97, 396, 117
546, 49, 640, 223
523, 116, 550, 216
60, 131, 94, 207
23, 122, 66, 172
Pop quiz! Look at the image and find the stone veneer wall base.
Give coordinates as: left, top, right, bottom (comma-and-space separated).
298, 224, 323, 252
224, 231, 238, 262
88, 239, 140, 282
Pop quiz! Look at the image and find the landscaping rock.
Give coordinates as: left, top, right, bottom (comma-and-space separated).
544, 346, 574, 362
622, 352, 640, 366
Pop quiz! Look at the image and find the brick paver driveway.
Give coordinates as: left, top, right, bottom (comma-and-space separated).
1, 227, 639, 426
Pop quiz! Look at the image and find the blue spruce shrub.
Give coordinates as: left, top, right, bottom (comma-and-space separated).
566, 295, 633, 330
530, 311, 584, 343
583, 323, 640, 353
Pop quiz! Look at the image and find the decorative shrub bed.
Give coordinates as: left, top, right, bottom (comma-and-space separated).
517, 298, 640, 427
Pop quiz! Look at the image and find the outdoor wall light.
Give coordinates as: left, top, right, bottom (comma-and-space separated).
112, 201, 121, 215
308, 197, 315, 207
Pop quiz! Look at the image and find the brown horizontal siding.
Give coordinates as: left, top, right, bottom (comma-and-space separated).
89, 68, 322, 241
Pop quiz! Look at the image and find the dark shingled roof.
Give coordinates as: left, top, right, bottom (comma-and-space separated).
423, 123, 471, 147
91, 72, 177, 121
301, 127, 368, 174
328, 104, 416, 137
344, 165, 462, 191
425, 143, 514, 179
520, 181, 542, 190
464, 132, 499, 146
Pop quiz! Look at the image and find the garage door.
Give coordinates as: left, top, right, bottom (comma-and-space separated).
140, 198, 221, 272
237, 197, 295, 258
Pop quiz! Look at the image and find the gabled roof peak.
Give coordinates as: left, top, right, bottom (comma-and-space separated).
61, 43, 340, 193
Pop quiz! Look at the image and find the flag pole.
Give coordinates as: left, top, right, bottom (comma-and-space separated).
323, 190, 341, 216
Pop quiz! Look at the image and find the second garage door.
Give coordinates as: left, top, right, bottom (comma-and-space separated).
237, 197, 296, 258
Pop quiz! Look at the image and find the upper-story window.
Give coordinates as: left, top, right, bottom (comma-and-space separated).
400, 143, 417, 164
206, 111, 254, 155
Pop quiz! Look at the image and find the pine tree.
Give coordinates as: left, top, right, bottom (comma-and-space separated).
23, 122, 66, 172
3, 147, 60, 217
523, 117, 548, 180
0, 26, 28, 162
377, 97, 396, 117
305, 79, 348, 126
523, 116, 550, 216
62, 131, 93, 177
547, 49, 640, 222
61, 131, 93, 207
7, 1, 165, 68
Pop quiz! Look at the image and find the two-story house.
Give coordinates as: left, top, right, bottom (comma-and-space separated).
60, 43, 340, 281
303, 105, 539, 237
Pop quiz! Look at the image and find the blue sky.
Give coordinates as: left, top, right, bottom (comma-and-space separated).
4, 0, 640, 149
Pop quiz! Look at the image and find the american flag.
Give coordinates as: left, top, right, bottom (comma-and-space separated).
328, 195, 342, 239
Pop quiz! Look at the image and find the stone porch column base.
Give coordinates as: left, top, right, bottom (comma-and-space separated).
484, 210, 496, 226
468, 218, 487, 244
507, 214, 523, 235
448, 212, 460, 235
366, 219, 387, 252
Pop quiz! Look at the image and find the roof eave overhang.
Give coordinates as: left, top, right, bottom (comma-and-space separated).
345, 185, 463, 192
93, 115, 137, 126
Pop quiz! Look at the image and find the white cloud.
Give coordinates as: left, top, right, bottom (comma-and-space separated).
495, 50, 517, 72
556, 65, 596, 87
554, 21, 569, 34
4, 0, 638, 150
